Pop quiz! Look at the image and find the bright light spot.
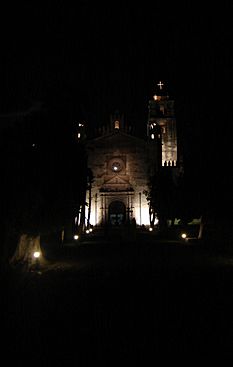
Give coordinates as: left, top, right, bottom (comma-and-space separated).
114, 120, 120, 129
153, 95, 158, 100
181, 233, 187, 239
78, 133, 81, 139
151, 134, 154, 140
86, 229, 90, 234
113, 166, 118, 171
32, 143, 36, 147
89, 199, 102, 226
89, 228, 93, 232
149, 227, 153, 232
154, 218, 159, 225
33, 251, 40, 258
135, 203, 150, 226
74, 235, 79, 240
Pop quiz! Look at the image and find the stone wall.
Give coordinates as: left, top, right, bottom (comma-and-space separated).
86, 131, 158, 225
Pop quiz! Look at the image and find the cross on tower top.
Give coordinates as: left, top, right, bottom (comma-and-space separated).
157, 81, 164, 90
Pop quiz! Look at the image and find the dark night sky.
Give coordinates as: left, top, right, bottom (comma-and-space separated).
1, 2, 231, 117
1, 1, 233, 205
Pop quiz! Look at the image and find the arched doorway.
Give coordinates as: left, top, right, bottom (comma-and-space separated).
109, 200, 126, 226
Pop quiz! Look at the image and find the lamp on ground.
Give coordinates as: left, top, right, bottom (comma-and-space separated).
33, 251, 41, 270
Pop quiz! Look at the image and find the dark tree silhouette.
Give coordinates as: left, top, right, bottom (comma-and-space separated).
145, 165, 187, 230
0, 101, 87, 269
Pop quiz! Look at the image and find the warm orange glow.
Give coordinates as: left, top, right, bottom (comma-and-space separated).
153, 95, 158, 100
114, 120, 120, 129
33, 251, 40, 258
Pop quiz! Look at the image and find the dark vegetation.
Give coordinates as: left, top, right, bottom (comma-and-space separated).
0, 96, 87, 269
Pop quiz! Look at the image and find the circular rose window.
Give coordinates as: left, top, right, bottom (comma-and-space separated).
112, 161, 122, 172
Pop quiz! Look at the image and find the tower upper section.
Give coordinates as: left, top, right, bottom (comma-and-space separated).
147, 82, 177, 166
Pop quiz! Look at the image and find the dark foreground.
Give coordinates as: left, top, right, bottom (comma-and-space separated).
1, 235, 233, 364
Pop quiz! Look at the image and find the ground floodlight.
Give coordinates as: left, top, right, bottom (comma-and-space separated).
33, 251, 41, 258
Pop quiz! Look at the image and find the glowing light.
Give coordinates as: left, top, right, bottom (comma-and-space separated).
86, 229, 90, 234
153, 95, 158, 100
114, 120, 120, 129
33, 251, 40, 258
154, 218, 159, 225
181, 233, 187, 239
89, 228, 93, 232
151, 134, 154, 140
135, 199, 150, 226
78, 133, 81, 139
74, 235, 79, 240
149, 227, 153, 232
89, 198, 102, 226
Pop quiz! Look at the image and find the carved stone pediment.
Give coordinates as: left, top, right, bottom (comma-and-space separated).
103, 174, 129, 184
101, 174, 133, 192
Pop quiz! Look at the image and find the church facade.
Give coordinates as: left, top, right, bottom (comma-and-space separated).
78, 82, 179, 228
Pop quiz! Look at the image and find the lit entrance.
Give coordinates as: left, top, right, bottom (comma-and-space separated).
109, 200, 126, 226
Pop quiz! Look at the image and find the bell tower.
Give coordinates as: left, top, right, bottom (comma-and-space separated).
147, 81, 177, 166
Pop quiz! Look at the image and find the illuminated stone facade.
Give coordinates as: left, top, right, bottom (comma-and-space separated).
85, 116, 160, 227
84, 84, 178, 227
